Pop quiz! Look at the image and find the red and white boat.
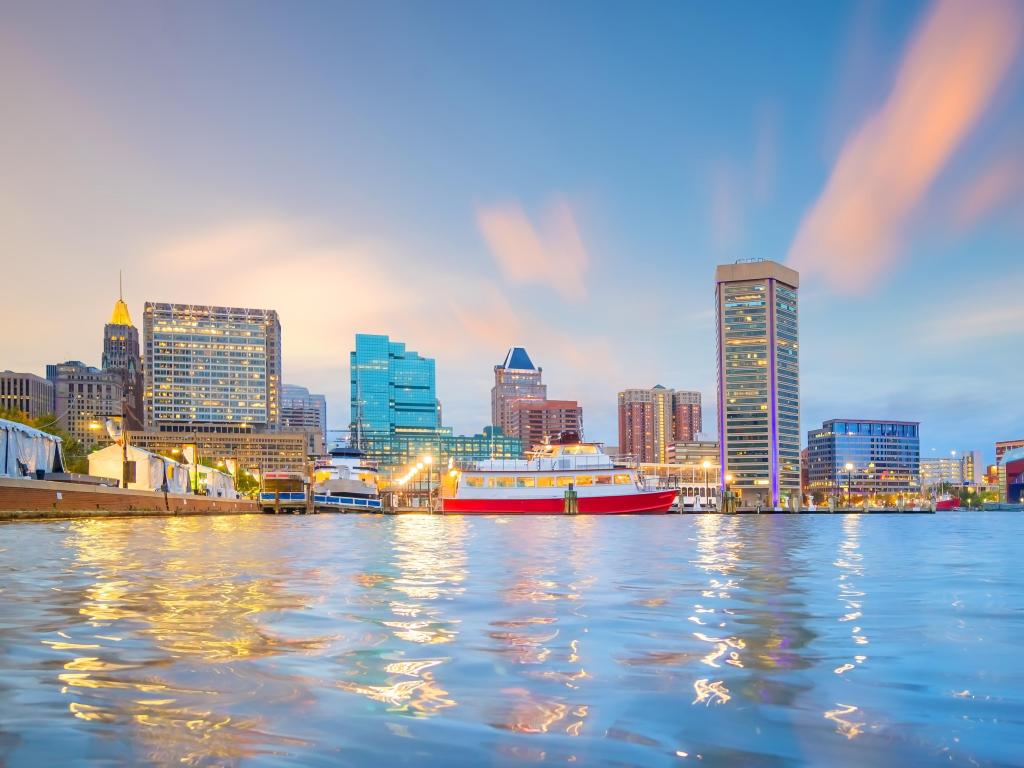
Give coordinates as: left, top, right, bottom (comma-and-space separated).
441, 438, 676, 515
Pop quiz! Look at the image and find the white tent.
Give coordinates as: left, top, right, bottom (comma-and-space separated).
195, 464, 238, 498
0, 417, 64, 478
88, 444, 189, 493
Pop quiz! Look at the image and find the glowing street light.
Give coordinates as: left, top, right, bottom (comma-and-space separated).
844, 462, 854, 506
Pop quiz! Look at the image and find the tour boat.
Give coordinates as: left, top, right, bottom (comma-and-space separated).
934, 494, 960, 512
312, 446, 382, 512
441, 436, 676, 515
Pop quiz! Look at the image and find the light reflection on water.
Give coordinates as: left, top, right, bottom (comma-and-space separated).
0, 513, 1022, 766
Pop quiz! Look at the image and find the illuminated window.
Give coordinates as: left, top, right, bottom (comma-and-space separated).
575, 475, 595, 486
538, 476, 555, 488
465, 476, 483, 488
496, 476, 515, 488
516, 477, 536, 488
595, 475, 612, 485
556, 476, 574, 487
614, 474, 632, 485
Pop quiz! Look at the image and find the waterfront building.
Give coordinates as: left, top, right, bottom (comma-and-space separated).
669, 440, 720, 465
509, 398, 583, 451
995, 439, 1024, 466
281, 384, 328, 456
921, 450, 981, 488
46, 360, 123, 450
806, 419, 920, 500
716, 260, 800, 506
102, 285, 144, 430
1002, 448, 1024, 503
143, 303, 282, 433
491, 347, 546, 434
351, 334, 522, 469
127, 430, 308, 474
672, 390, 703, 442
0, 371, 54, 419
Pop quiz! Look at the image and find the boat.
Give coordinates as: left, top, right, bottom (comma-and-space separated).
312, 445, 382, 512
934, 494, 961, 512
441, 435, 677, 515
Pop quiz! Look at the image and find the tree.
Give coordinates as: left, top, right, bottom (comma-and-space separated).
0, 408, 91, 474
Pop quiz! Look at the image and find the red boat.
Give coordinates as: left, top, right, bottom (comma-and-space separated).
441, 438, 676, 515
934, 494, 961, 511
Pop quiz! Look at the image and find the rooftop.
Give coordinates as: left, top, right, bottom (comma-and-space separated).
500, 347, 536, 371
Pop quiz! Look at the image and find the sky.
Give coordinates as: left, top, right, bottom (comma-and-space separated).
1, 0, 1022, 463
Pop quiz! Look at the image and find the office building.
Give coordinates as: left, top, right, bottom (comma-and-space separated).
491, 347, 546, 434
127, 430, 308, 474
716, 260, 800, 506
46, 361, 123, 450
281, 384, 328, 455
669, 440, 720, 465
618, 386, 703, 464
509, 398, 583, 451
672, 390, 702, 442
920, 450, 981, 488
102, 284, 144, 430
143, 303, 281, 433
996, 439, 1024, 465
805, 419, 920, 499
351, 334, 523, 470
0, 371, 53, 419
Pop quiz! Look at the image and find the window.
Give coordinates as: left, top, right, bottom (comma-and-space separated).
614, 474, 632, 485
556, 476, 574, 487
485, 478, 496, 488
516, 477, 536, 488
496, 476, 515, 488
595, 475, 612, 485
538, 476, 555, 488
574, 475, 595, 486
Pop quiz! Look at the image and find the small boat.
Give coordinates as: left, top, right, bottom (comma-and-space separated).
312, 446, 382, 512
441, 434, 676, 515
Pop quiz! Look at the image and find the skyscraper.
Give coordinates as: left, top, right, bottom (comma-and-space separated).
806, 419, 920, 500
491, 347, 546, 434
716, 260, 800, 506
672, 390, 702, 442
281, 383, 328, 455
143, 303, 281, 432
102, 280, 144, 430
509, 398, 583, 450
618, 386, 703, 463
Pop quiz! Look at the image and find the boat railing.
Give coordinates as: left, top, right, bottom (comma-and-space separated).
452, 455, 617, 473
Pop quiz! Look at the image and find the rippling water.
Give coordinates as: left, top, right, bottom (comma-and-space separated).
0, 513, 1021, 766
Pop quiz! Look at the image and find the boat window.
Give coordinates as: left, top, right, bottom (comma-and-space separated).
556, 476, 574, 487
595, 475, 613, 485
485, 478, 496, 488
516, 477, 536, 488
465, 476, 484, 488
537, 476, 555, 488
575, 475, 595, 486
613, 474, 632, 485
496, 476, 515, 488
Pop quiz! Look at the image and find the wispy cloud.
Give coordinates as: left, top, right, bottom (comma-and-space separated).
952, 153, 1024, 231
476, 198, 589, 302
788, 0, 1022, 293
709, 162, 744, 253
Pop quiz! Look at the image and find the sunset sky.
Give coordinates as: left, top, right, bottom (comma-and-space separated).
1, 0, 1022, 461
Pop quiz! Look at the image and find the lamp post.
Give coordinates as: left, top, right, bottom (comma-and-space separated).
702, 459, 711, 508
844, 462, 854, 507
423, 454, 434, 513
724, 472, 734, 513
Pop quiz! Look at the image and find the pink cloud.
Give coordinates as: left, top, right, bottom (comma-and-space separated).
476, 198, 589, 302
952, 154, 1024, 230
788, 0, 1022, 293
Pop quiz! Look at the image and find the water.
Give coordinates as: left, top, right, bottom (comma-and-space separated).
0, 513, 1021, 767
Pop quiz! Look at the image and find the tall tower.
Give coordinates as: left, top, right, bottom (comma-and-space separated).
617, 386, 675, 463
491, 347, 546, 434
715, 260, 799, 506
102, 275, 144, 430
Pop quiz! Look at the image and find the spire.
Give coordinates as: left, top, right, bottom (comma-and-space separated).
110, 272, 133, 326
501, 347, 536, 370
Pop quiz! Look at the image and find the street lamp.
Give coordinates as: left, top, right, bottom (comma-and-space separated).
724, 472, 734, 513
702, 460, 711, 508
844, 462, 854, 507
422, 455, 434, 512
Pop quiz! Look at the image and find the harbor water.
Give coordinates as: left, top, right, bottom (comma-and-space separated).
0, 513, 1021, 766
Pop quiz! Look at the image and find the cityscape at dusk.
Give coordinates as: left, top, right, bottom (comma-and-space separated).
1, 1, 1023, 766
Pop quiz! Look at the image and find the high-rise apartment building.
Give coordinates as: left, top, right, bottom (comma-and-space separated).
509, 398, 583, 450
102, 285, 144, 430
46, 361, 123, 450
491, 347, 547, 434
716, 260, 800, 506
806, 419, 920, 499
281, 384, 328, 455
143, 303, 281, 433
672, 390, 702, 442
617, 386, 703, 463
0, 371, 54, 419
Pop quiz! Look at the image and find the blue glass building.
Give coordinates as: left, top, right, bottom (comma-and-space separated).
350, 334, 520, 470
806, 419, 921, 500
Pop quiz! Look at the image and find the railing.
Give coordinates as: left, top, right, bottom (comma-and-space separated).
312, 494, 382, 509
259, 492, 306, 503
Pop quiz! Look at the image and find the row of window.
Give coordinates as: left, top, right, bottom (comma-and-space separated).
464, 474, 634, 489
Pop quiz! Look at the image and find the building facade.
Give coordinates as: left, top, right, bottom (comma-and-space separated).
102, 289, 144, 430
143, 303, 282, 433
672, 390, 702, 442
127, 430, 308, 474
920, 451, 981, 488
716, 260, 800, 506
491, 347, 546, 434
281, 384, 328, 455
509, 398, 583, 451
0, 371, 54, 419
1001, 448, 1024, 503
806, 419, 920, 500
996, 439, 1024, 466
46, 361, 123, 450
669, 440, 720, 465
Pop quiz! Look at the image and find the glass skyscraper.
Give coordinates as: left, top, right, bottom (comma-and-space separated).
350, 333, 520, 470
716, 260, 800, 507
806, 419, 920, 499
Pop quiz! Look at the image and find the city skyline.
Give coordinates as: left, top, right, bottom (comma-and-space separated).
1, 1, 1022, 460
